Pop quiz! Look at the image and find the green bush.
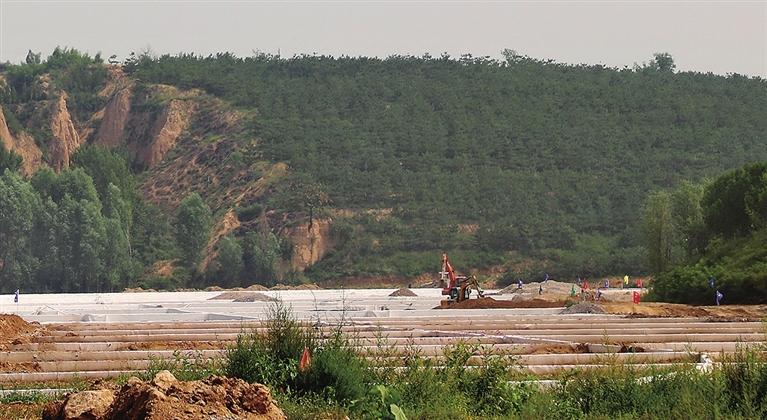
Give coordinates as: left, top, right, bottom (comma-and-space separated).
225, 300, 313, 388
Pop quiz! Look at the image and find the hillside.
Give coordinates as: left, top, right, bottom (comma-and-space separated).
0, 48, 766, 291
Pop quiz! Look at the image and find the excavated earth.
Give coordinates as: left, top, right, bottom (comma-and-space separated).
42, 370, 285, 420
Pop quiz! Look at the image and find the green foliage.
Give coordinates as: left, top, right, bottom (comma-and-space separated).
242, 230, 282, 285
225, 300, 314, 387
140, 351, 222, 382
703, 162, 767, 238
0, 146, 23, 173
175, 193, 212, 267
647, 162, 767, 304
128, 52, 766, 279
206, 235, 244, 287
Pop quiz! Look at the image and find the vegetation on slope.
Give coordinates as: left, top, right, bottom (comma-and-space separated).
1, 48, 766, 291
129, 51, 767, 282
644, 162, 767, 304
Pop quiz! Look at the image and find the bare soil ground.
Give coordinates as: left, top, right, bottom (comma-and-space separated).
43, 371, 285, 420
0, 314, 42, 350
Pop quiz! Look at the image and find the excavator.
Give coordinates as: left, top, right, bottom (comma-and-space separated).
440, 253, 484, 303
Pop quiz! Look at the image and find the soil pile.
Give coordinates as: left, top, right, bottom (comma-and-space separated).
498, 280, 574, 296
0, 314, 39, 349
389, 288, 417, 297
437, 297, 566, 309
561, 302, 606, 314
246, 284, 269, 291
210, 292, 277, 302
270, 283, 321, 291
43, 370, 286, 420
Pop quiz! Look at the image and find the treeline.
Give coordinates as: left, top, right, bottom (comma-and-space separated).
0, 145, 285, 293
129, 51, 767, 280
643, 162, 767, 304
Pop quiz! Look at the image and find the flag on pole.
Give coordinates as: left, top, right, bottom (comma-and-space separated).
299, 346, 312, 372
716, 290, 723, 306
632, 291, 641, 304
14, 289, 19, 303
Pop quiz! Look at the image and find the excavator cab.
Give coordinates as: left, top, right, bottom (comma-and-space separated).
440, 253, 484, 302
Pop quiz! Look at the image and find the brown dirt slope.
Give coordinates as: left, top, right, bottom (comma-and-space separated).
43, 370, 286, 420
0, 107, 43, 176
48, 92, 82, 171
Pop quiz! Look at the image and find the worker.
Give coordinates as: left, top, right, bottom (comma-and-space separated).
570, 284, 576, 297
623, 275, 629, 289
517, 279, 523, 290
596, 288, 603, 301
538, 283, 543, 295
604, 278, 609, 288
583, 280, 590, 290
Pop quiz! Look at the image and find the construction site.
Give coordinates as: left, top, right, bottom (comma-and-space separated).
1, 282, 765, 381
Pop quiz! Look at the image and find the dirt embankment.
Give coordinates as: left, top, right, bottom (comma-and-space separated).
0, 314, 41, 350
603, 303, 767, 320
48, 92, 82, 171
43, 370, 286, 420
0, 107, 43, 176
437, 297, 567, 310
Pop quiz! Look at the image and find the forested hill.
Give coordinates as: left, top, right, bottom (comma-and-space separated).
0, 49, 765, 291
129, 53, 767, 280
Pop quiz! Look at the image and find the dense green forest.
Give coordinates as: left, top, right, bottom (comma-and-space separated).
644, 162, 767, 304
128, 51, 767, 282
0, 48, 766, 292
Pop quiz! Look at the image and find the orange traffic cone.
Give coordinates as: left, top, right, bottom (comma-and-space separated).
299, 346, 311, 373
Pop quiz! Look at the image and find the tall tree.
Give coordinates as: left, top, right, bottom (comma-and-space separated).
176, 193, 212, 268
0, 170, 38, 289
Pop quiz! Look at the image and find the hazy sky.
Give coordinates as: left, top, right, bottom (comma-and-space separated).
1, 1, 765, 77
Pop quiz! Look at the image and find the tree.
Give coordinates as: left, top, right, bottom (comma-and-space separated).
176, 193, 212, 268
642, 191, 674, 273
25, 50, 41, 65
702, 163, 767, 238
0, 146, 22, 173
243, 231, 282, 286
208, 235, 244, 287
652, 52, 676, 72
0, 170, 38, 288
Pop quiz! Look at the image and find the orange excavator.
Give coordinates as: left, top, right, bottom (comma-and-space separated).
440, 253, 484, 302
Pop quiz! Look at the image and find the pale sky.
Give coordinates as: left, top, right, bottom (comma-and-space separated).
1, 0, 765, 77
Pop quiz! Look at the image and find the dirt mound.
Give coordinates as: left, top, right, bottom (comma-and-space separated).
270, 283, 321, 291
0, 314, 39, 350
561, 302, 606, 314
43, 370, 285, 420
389, 288, 417, 297
498, 280, 575, 296
210, 292, 276, 302
246, 284, 269, 291
437, 297, 566, 309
